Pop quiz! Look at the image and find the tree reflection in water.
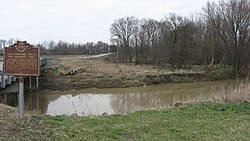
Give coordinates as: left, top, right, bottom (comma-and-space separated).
26, 80, 238, 116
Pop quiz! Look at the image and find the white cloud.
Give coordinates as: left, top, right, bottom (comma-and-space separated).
0, 0, 215, 44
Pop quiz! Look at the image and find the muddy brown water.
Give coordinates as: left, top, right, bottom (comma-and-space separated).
25, 79, 241, 116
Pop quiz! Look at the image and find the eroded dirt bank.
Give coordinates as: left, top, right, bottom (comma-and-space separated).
39, 55, 235, 91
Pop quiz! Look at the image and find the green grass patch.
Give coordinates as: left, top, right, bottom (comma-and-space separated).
32, 102, 250, 141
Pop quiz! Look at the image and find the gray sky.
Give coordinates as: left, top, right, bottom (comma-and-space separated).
0, 0, 213, 44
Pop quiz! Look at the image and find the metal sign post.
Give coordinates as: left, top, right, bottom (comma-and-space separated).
18, 77, 24, 119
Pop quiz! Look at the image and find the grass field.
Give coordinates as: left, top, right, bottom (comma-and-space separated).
33, 102, 250, 141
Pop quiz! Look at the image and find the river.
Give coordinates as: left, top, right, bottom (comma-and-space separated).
26, 79, 240, 116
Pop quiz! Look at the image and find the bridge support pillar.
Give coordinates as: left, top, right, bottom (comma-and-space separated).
29, 76, 32, 89
3, 94, 7, 104
36, 76, 39, 89
1, 64, 5, 88
7, 76, 11, 85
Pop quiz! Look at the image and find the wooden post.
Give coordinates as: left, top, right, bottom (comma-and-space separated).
18, 77, 24, 119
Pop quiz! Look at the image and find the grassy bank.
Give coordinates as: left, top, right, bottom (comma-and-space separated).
1, 102, 249, 140
21, 81, 250, 140
34, 102, 250, 141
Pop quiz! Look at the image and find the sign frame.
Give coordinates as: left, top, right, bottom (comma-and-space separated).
4, 41, 40, 76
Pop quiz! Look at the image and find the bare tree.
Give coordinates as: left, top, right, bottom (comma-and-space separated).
139, 19, 161, 65
203, 0, 250, 75
110, 17, 139, 63
161, 13, 195, 69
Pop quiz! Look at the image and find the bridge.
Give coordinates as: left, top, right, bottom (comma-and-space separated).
0, 58, 47, 103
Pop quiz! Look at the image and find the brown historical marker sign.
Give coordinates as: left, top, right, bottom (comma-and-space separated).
4, 41, 40, 76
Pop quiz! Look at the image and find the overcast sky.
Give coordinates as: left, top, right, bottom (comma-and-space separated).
0, 0, 214, 44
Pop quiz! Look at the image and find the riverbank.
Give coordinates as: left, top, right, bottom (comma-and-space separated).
1, 102, 249, 140
40, 102, 250, 140
1, 81, 249, 140
39, 55, 242, 91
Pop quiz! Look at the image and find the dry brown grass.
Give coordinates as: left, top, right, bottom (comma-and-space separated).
0, 104, 48, 140
59, 58, 159, 77
179, 79, 250, 106
213, 79, 250, 103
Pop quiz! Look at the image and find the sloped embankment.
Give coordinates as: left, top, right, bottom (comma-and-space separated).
40, 57, 233, 91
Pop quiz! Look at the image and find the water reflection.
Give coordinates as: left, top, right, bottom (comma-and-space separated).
47, 94, 114, 116
26, 80, 238, 116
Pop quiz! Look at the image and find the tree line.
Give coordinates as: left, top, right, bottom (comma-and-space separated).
1, 0, 249, 74
36, 40, 111, 55
0, 39, 112, 55
110, 0, 250, 74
